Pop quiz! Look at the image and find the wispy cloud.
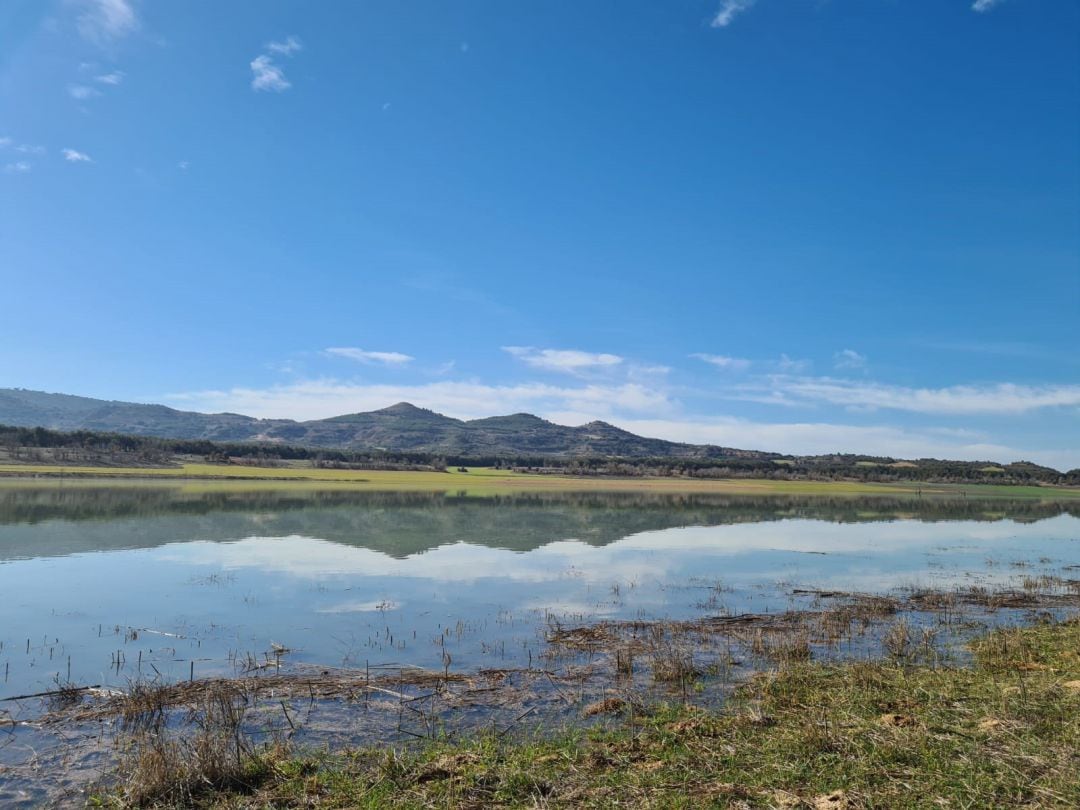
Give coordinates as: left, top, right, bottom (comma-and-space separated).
250, 55, 290, 92
76, 0, 137, 45
68, 84, 102, 100
324, 347, 414, 366
972, 0, 1005, 11
615, 416, 1078, 471
503, 346, 623, 376
265, 35, 302, 56
3, 161, 32, 174
711, 0, 757, 28
692, 353, 751, 371
777, 353, 811, 373
735, 377, 1080, 416
94, 70, 125, 85
0, 135, 40, 160
833, 349, 867, 371
62, 148, 93, 163
251, 35, 302, 93
165, 378, 673, 424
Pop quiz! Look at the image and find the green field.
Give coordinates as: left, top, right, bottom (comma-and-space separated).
0, 462, 1077, 499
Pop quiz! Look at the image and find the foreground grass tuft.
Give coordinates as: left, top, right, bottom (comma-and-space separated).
99, 619, 1080, 808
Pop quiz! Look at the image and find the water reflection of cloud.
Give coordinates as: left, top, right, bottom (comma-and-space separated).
157, 537, 681, 586
154, 515, 1080, 590
615, 515, 1078, 554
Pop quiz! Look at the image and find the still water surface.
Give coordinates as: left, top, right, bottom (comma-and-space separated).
1, 487, 1078, 699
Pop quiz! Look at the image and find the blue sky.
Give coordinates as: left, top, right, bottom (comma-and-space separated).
1, 0, 1078, 468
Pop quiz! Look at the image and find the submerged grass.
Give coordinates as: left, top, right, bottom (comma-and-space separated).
96, 618, 1080, 808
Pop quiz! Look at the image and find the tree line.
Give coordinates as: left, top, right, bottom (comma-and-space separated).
0, 423, 1076, 486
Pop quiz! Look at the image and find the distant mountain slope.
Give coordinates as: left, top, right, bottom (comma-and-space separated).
0, 388, 760, 459
0, 388, 289, 441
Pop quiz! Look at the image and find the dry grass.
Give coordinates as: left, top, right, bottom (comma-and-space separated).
47, 668, 478, 728
114, 683, 283, 807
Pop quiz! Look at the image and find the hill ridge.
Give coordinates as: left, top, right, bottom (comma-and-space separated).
0, 387, 749, 459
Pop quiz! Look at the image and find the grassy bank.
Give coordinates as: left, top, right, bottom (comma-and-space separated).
1, 462, 1078, 499
99, 619, 1080, 808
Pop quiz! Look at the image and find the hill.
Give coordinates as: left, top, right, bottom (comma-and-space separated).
0, 388, 1074, 484
0, 388, 758, 459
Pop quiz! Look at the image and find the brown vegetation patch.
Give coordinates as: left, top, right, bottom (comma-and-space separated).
813, 790, 851, 809
39, 666, 527, 727
582, 697, 626, 716
878, 712, 917, 728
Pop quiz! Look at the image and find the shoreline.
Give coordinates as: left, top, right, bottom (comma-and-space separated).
82, 617, 1080, 808
0, 464, 1078, 499
8, 580, 1076, 807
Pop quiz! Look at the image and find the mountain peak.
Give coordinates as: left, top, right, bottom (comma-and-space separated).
468, 412, 550, 427
379, 402, 426, 414
325, 402, 456, 423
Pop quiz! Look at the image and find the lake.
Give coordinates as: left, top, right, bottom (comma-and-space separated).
1, 486, 1078, 696
0, 485, 1078, 804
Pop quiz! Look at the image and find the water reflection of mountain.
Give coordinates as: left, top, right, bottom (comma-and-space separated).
0, 487, 1076, 561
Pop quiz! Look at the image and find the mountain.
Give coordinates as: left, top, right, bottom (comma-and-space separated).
0, 388, 285, 440
0, 388, 759, 459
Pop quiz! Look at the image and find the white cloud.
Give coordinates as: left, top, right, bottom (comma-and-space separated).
165, 378, 674, 424
76, 0, 137, 45
68, 84, 102, 100
94, 70, 125, 85
503, 346, 623, 376
250, 54, 290, 92
711, 0, 757, 28
613, 417, 1079, 470
627, 363, 671, 381
737, 377, 1080, 416
324, 347, 414, 366
252, 35, 302, 93
0, 137, 12, 149
833, 349, 867, 370
177, 160, 190, 170
972, 0, 1004, 11
777, 353, 811, 373
15, 144, 45, 154
62, 148, 93, 162
692, 353, 751, 371
3, 161, 32, 174
266, 35, 302, 56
